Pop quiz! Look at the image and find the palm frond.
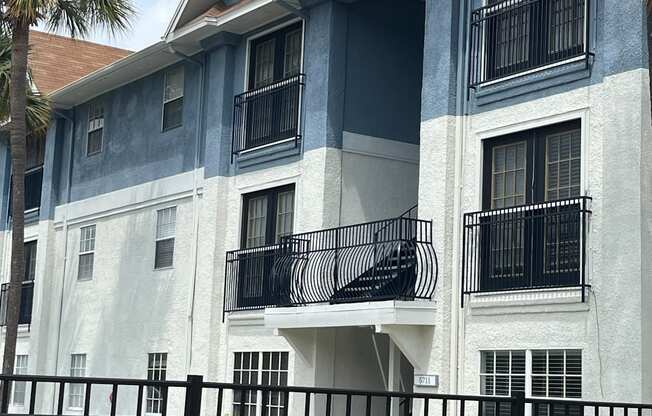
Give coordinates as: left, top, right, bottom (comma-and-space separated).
46, 0, 134, 38
0, 29, 51, 135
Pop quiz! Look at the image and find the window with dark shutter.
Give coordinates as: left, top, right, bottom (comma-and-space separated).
155, 207, 176, 269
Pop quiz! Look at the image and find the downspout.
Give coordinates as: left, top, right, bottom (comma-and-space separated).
52, 108, 75, 411
167, 46, 204, 373
450, 0, 471, 399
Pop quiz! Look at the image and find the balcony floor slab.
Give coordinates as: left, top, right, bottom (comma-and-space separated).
264, 300, 437, 329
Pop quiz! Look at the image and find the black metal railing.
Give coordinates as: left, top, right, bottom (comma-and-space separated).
468, 0, 590, 88
232, 74, 305, 158
224, 209, 437, 313
461, 196, 591, 306
0, 280, 34, 326
0, 374, 651, 416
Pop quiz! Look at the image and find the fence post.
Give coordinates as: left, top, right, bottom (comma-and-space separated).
184, 375, 203, 416
511, 392, 525, 416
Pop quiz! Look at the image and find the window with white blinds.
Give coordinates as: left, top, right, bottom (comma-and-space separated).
546, 130, 581, 201
480, 349, 582, 416
155, 207, 176, 269
481, 350, 525, 416
69, 354, 86, 409
12, 355, 28, 406
78, 225, 96, 280
233, 352, 289, 416
146, 353, 167, 414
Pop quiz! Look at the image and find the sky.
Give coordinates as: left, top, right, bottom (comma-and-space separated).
39, 0, 179, 51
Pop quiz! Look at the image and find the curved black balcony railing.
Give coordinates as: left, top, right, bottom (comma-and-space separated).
231, 74, 305, 159
468, 0, 590, 88
0, 280, 34, 326
224, 209, 438, 313
461, 196, 591, 306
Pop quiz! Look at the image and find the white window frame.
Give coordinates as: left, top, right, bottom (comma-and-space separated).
479, 349, 583, 404
12, 354, 28, 407
146, 352, 167, 415
232, 351, 290, 416
154, 207, 176, 270
78, 225, 96, 281
161, 66, 184, 132
87, 103, 104, 156
69, 354, 86, 410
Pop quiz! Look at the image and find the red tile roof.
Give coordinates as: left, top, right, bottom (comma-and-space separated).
28, 30, 132, 95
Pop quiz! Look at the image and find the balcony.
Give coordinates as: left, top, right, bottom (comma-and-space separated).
461, 197, 591, 305
231, 74, 305, 158
0, 281, 34, 326
468, 0, 590, 88
223, 209, 438, 313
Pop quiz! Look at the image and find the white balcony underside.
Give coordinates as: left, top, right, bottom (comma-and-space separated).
264, 300, 437, 329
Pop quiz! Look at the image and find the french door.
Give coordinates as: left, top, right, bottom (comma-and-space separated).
237, 185, 295, 308
480, 120, 582, 291
245, 22, 303, 149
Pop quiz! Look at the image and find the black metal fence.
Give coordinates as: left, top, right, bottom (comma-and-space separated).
232, 74, 305, 158
0, 374, 651, 416
468, 0, 590, 88
224, 212, 437, 313
461, 197, 591, 306
0, 281, 34, 326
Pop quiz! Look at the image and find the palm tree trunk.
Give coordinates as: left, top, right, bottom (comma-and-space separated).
0, 22, 30, 411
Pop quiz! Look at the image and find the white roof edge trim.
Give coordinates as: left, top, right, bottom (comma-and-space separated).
49, 41, 171, 101
164, 0, 277, 43
164, 0, 189, 39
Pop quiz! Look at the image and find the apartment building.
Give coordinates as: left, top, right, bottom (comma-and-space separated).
0, 0, 649, 415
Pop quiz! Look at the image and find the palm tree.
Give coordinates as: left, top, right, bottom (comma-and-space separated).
0, 0, 133, 407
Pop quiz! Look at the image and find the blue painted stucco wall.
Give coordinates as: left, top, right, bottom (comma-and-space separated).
58, 60, 202, 204
421, 0, 650, 120
36, 0, 427, 209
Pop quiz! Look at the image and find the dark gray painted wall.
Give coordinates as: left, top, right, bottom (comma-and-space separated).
343, 0, 424, 144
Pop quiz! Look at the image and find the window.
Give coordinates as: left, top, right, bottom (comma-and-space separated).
480, 349, 582, 416
12, 355, 28, 406
24, 241, 37, 282
87, 103, 104, 155
532, 349, 582, 398
26, 135, 45, 170
480, 350, 525, 416
69, 354, 86, 409
146, 353, 167, 415
162, 67, 184, 131
78, 225, 96, 280
233, 352, 289, 416
155, 207, 176, 269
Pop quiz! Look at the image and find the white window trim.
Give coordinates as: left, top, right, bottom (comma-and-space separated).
11, 354, 28, 408
232, 351, 291, 416
146, 352, 167, 416
154, 207, 176, 270
87, 104, 104, 156
78, 225, 96, 281
68, 353, 87, 410
161, 66, 184, 132
479, 349, 583, 400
